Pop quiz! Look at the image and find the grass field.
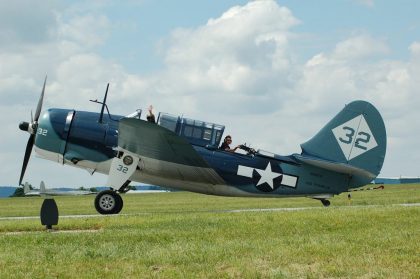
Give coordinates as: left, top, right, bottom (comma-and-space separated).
0, 184, 419, 278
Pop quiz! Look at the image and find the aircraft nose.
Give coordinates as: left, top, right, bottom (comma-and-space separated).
19, 121, 30, 132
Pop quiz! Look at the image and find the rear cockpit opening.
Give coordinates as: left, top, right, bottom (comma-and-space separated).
125, 110, 225, 148
124, 109, 289, 160
158, 113, 225, 148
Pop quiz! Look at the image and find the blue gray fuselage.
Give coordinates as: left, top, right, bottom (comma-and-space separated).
34, 108, 365, 198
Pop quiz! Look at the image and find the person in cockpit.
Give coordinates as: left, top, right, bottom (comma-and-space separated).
220, 135, 240, 152
146, 105, 156, 123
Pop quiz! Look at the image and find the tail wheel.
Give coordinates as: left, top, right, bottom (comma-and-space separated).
95, 190, 123, 215
321, 199, 331, 207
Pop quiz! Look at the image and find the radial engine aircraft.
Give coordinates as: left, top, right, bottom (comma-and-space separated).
19, 77, 386, 214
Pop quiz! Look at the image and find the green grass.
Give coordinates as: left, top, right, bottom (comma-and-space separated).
0, 184, 419, 278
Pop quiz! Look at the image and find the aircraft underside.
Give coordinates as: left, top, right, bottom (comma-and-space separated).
35, 145, 337, 199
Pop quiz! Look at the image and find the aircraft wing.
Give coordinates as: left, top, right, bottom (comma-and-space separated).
117, 118, 209, 168
107, 118, 225, 190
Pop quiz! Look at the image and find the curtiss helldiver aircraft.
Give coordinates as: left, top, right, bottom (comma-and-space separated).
19, 77, 386, 215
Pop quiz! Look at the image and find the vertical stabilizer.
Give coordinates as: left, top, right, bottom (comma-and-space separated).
40, 181, 46, 193
301, 101, 386, 177
23, 182, 30, 194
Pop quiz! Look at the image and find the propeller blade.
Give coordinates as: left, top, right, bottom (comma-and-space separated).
99, 83, 109, 124
19, 134, 35, 186
34, 75, 47, 122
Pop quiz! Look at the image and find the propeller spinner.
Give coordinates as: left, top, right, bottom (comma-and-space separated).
18, 76, 47, 185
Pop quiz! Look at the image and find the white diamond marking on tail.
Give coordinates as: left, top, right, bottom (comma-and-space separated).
332, 115, 378, 161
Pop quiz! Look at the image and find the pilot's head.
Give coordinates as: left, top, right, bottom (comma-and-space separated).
224, 135, 232, 144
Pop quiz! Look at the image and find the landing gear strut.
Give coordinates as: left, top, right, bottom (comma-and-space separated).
94, 190, 124, 215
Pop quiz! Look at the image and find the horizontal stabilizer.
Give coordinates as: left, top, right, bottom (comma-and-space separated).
293, 154, 376, 179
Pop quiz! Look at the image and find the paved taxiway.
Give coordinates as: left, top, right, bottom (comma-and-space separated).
0, 203, 418, 221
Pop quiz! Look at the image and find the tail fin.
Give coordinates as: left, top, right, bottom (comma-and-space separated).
300, 100, 386, 177
40, 181, 46, 193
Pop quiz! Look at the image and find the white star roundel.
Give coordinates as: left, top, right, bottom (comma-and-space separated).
255, 162, 281, 189
332, 115, 378, 161
237, 162, 298, 192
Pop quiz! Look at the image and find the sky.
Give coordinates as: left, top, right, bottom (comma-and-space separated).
1, 0, 420, 188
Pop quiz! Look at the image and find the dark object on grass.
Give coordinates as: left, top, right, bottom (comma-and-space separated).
40, 198, 59, 230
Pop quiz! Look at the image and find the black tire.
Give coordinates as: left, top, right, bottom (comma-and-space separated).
321, 199, 331, 207
114, 193, 124, 214
94, 190, 123, 215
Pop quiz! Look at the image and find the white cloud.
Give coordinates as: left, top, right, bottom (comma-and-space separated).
333, 34, 389, 60
1, 0, 420, 188
409, 41, 420, 56
57, 14, 110, 48
296, 36, 420, 177
0, 1, 125, 187
165, 1, 299, 71
0, 0, 303, 187
155, 0, 300, 117
0, 0, 59, 47
300, 37, 417, 120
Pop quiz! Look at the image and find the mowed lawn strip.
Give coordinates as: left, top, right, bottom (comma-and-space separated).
0, 184, 418, 278
0, 184, 419, 218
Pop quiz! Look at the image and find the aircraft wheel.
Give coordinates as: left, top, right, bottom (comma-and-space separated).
95, 190, 122, 215
114, 193, 124, 214
321, 199, 331, 207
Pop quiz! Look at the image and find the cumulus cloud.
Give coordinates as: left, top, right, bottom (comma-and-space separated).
154, 1, 301, 117
300, 36, 418, 129
333, 34, 389, 60
0, 0, 60, 48
0, 1, 121, 186
297, 37, 420, 175
1, 0, 420, 187
57, 14, 110, 48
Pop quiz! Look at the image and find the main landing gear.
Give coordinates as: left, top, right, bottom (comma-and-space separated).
94, 181, 131, 215
94, 190, 124, 215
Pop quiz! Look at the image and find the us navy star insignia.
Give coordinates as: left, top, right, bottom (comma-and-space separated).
255, 162, 281, 189
237, 161, 298, 192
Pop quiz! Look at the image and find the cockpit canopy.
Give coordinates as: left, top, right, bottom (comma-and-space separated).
124, 109, 298, 163
126, 110, 225, 148
158, 113, 225, 148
